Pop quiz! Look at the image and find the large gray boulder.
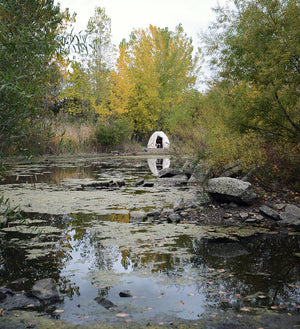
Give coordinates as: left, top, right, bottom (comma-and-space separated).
205, 177, 258, 205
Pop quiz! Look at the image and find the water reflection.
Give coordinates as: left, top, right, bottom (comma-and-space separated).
1, 157, 155, 186
0, 212, 299, 325
147, 158, 170, 176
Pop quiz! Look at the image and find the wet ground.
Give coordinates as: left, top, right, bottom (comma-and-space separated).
0, 155, 299, 328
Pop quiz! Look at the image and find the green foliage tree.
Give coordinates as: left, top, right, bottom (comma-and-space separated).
59, 7, 115, 121
111, 25, 201, 136
86, 7, 115, 114
59, 62, 92, 118
0, 0, 73, 155
203, 0, 300, 143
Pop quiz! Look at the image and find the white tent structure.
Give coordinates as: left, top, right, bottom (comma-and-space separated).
147, 131, 170, 149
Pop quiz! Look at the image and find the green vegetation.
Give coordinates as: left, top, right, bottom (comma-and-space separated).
0, 0, 73, 156
0, 0, 299, 191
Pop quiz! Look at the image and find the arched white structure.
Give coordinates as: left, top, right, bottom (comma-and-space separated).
147, 131, 170, 149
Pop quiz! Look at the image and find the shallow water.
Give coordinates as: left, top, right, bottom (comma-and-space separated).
0, 156, 299, 326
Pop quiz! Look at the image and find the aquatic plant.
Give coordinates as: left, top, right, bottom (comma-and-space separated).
0, 194, 23, 227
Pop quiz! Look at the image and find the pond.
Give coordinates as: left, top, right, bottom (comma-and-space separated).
0, 155, 299, 328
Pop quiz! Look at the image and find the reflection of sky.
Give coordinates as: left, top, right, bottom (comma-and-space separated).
113, 252, 133, 273
58, 228, 207, 324
54, 223, 300, 326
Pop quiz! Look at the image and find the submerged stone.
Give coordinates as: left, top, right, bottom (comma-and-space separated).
119, 290, 133, 297
94, 297, 116, 310
29, 278, 59, 303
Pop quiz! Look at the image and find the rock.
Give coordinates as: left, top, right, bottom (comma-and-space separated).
192, 162, 212, 183
168, 213, 181, 223
221, 161, 242, 178
135, 179, 144, 186
158, 168, 182, 178
130, 211, 147, 222
239, 212, 249, 220
285, 204, 300, 219
173, 198, 185, 212
143, 182, 154, 187
245, 218, 257, 223
205, 177, 258, 205
147, 208, 163, 219
256, 215, 264, 221
0, 291, 6, 301
81, 180, 125, 190
0, 288, 14, 296
274, 203, 286, 211
187, 174, 198, 184
119, 290, 133, 298
279, 212, 300, 227
116, 180, 125, 187
29, 278, 59, 302
259, 205, 280, 220
95, 297, 116, 310
173, 175, 189, 185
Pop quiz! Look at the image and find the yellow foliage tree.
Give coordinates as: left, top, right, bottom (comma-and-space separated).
110, 45, 135, 118
110, 25, 200, 136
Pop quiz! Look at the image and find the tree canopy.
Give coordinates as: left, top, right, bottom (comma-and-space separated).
203, 0, 300, 143
110, 25, 201, 135
0, 0, 73, 154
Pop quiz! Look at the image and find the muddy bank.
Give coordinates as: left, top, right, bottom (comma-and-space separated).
1, 307, 300, 329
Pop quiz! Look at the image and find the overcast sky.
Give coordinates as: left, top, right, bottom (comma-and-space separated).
56, 0, 226, 48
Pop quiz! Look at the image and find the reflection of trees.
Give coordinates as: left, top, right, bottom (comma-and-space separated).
2, 208, 299, 313
190, 234, 300, 308
0, 233, 66, 291
113, 235, 195, 275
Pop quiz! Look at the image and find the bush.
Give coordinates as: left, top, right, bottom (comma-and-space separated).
95, 118, 134, 152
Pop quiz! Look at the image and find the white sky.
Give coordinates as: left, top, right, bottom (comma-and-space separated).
56, 0, 226, 48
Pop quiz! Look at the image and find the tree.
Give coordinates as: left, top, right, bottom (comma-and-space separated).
0, 0, 73, 155
203, 0, 300, 143
111, 25, 200, 136
109, 44, 135, 118
85, 7, 115, 112
59, 62, 92, 118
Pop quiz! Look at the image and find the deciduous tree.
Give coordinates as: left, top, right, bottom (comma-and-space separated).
111, 25, 200, 135
0, 0, 73, 155
203, 0, 300, 143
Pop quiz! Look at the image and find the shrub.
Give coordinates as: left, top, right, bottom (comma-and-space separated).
95, 118, 134, 152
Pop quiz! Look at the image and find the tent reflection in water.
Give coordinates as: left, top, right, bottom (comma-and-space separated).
148, 158, 170, 176
147, 131, 170, 149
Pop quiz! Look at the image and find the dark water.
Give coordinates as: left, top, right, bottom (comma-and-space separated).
0, 157, 299, 326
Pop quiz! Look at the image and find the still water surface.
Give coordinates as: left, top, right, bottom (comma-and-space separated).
0, 156, 299, 326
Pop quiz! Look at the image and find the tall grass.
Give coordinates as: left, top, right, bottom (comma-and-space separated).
16, 114, 143, 155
